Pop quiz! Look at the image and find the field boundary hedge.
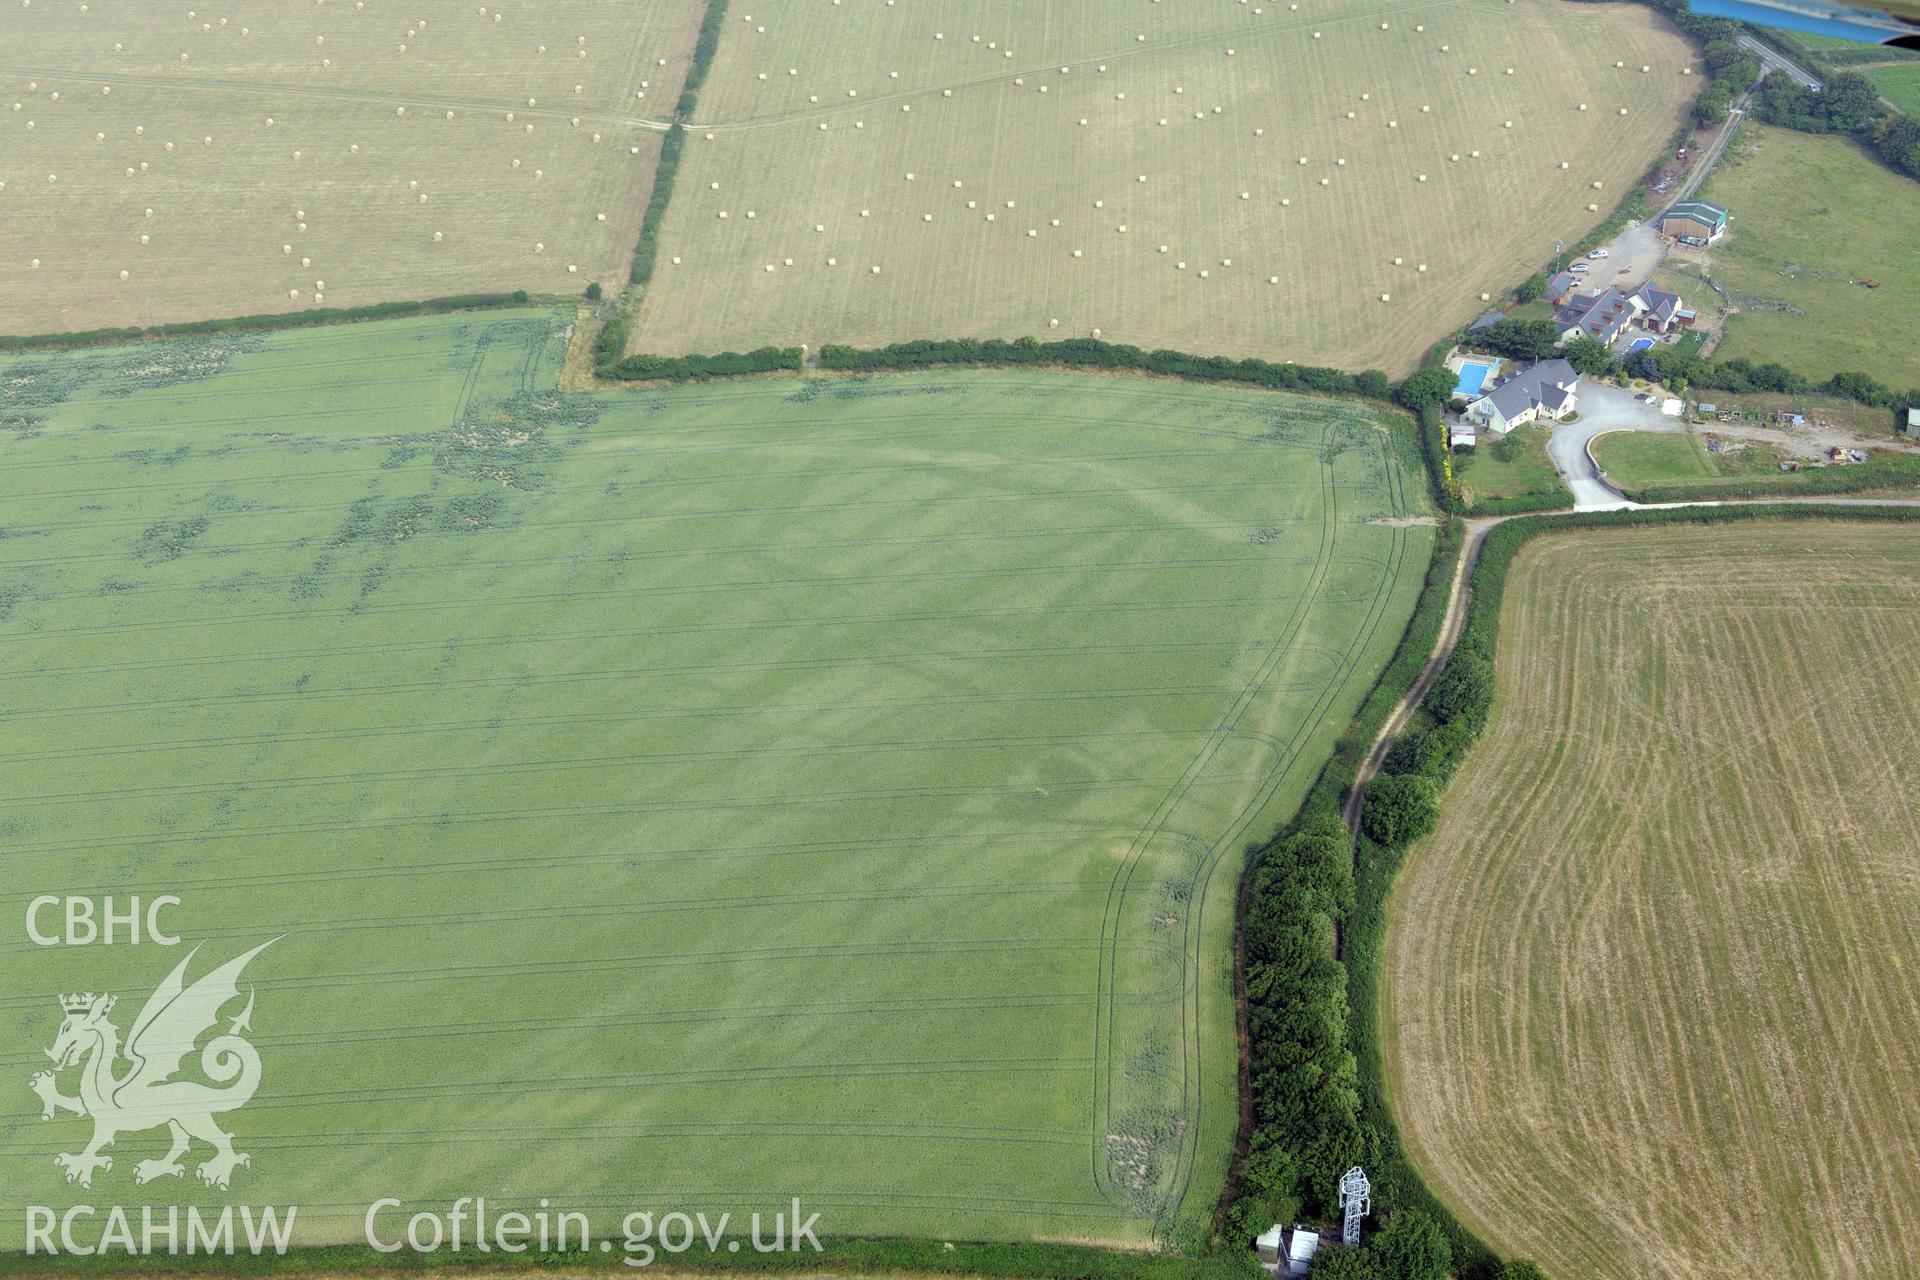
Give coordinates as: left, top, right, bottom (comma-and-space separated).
1614, 454, 1920, 503
595, 0, 732, 368
0, 292, 535, 353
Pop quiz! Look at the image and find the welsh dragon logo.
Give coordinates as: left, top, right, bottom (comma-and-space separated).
28, 940, 275, 1191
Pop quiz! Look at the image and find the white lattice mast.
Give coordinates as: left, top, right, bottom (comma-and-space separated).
1338, 1166, 1371, 1245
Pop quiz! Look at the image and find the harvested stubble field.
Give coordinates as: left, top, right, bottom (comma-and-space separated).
627, 0, 1695, 373
0, 2, 704, 334
1383, 522, 1920, 1280
0, 310, 1430, 1247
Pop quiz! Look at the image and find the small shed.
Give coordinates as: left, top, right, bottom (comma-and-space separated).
1450, 422, 1477, 450
1256, 1225, 1285, 1269
1285, 1228, 1321, 1277
1907, 407, 1919, 439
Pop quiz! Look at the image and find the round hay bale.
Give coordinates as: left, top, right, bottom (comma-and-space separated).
870, 264, 880, 273
433, 230, 443, 242
118, 269, 128, 280
1592, 180, 1603, 189
1072, 249, 1082, 258
1418, 264, 1427, 273
1269, 276, 1279, 284
1280, 197, 1290, 206
1380, 293, 1390, 302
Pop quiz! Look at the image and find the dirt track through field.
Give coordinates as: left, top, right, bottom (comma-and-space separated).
1383, 522, 1920, 1280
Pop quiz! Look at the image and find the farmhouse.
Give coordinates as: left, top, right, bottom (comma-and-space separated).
1628, 284, 1695, 333
1659, 199, 1728, 243
1553, 287, 1637, 346
1464, 358, 1580, 433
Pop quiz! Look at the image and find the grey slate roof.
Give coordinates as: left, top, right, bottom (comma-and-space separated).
1632, 285, 1687, 326
1468, 312, 1505, 333
1554, 288, 1635, 343
1478, 358, 1579, 422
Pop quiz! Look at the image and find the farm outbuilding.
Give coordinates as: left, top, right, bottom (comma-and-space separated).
1907, 408, 1919, 439
1658, 199, 1728, 243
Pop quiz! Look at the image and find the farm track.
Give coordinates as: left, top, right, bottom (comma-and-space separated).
1380, 522, 1920, 1279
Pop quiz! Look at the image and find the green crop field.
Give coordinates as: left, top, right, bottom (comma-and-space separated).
1697, 123, 1920, 388
0, 2, 704, 335
626, 0, 1695, 374
1383, 523, 1920, 1280
0, 310, 1431, 1250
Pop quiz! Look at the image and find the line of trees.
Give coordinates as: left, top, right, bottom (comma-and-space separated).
818, 336, 1390, 397
597, 0, 734, 372
600, 346, 803, 381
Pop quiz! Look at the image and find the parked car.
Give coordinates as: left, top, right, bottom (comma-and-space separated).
1568, 262, 1592, 274
1588, 248, 1610, 260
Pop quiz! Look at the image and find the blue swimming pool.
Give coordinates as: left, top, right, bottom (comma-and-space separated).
1454, 358, 1498, 396
1626, 337, 1654, 353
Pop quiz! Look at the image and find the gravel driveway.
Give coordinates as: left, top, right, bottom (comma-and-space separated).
1548, 383, 1681, 509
